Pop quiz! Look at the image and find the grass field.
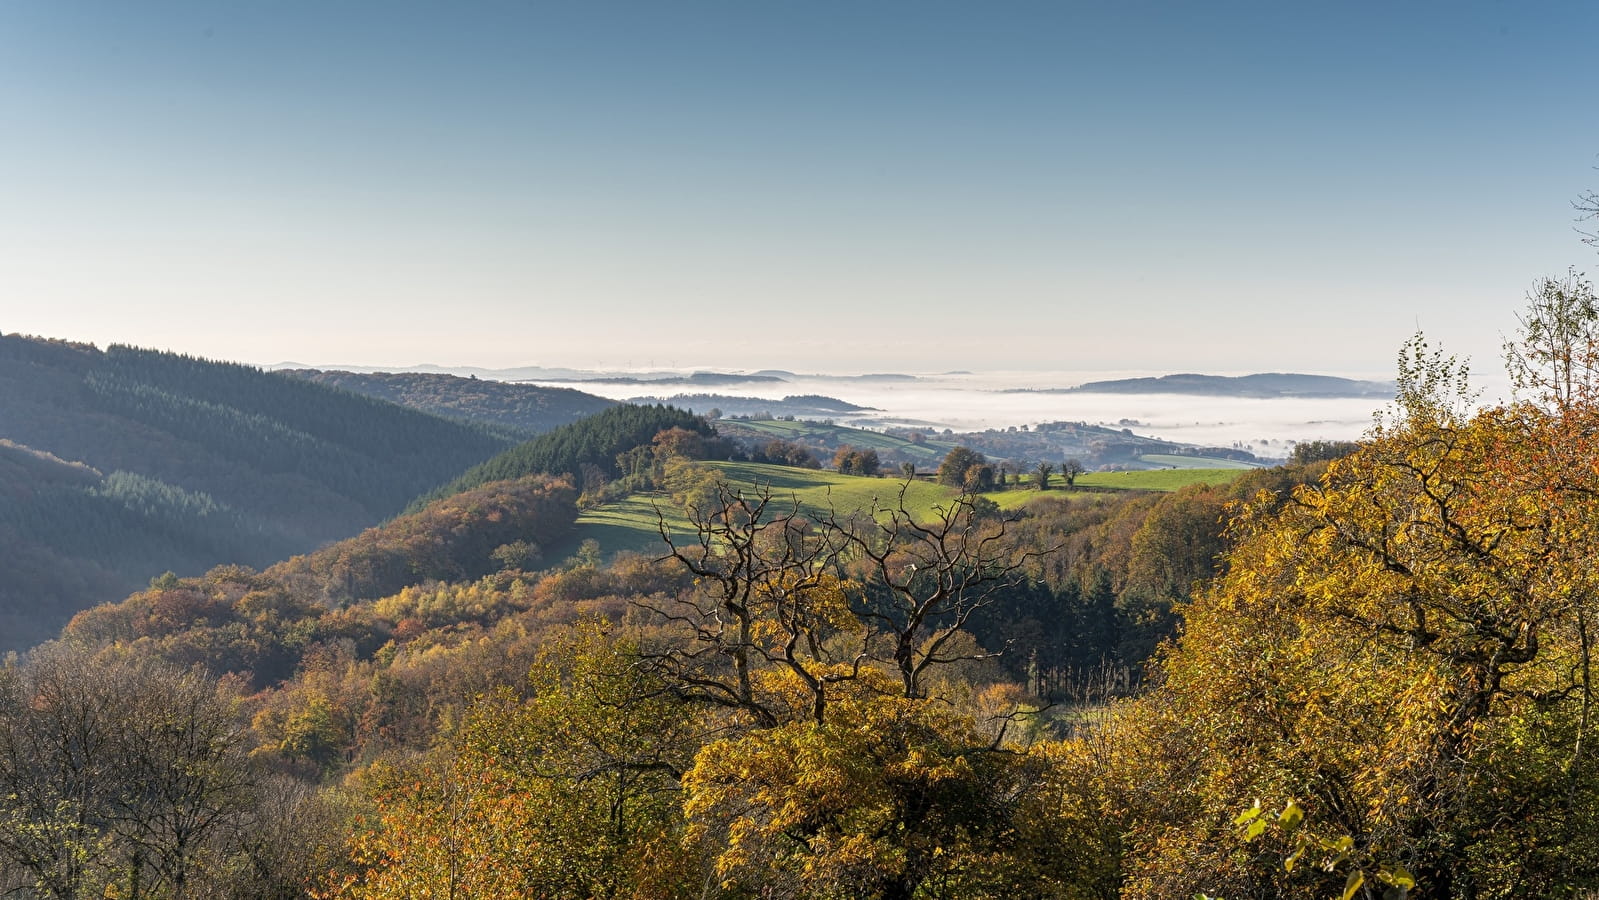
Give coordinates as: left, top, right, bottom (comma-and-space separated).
565, 460, 1248, 559
568, 494, 696, 557
988, 467, 1244, 507
1137, 453, 1260, 470
700, 461, 956, 519
1074, 468, 1245, 491
567, 462, 960, 559
986, 489, 1047, 511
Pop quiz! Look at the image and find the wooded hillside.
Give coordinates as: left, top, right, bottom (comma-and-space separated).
0, 334, 512, 650
282, 369, 615, 436
413, 402, 717, 508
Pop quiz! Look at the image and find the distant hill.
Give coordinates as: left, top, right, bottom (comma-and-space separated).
282, 369, 615, 436
268, 362, 602, 381
543, 372, 785, 387
1054, 373, 1394, 398
0, 334, 512, 651
627, 393, 875, 419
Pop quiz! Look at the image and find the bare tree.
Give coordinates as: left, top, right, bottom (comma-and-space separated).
643, 479, 1053, 717
642, 483, 868, 725
831, 487, 1053, 699
223, 775, 350, 900
0, 645, 261, 900
1504, 269, 1599, 411
109, 662, 255, 900
1578, 181, 1599, 249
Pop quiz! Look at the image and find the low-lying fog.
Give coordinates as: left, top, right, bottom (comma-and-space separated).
524, 371, 1438, 451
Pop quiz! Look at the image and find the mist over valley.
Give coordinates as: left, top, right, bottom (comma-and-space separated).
520, 368, 1393, 451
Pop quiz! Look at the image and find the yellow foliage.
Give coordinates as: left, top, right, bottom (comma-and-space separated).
1114, 378, 1599, 897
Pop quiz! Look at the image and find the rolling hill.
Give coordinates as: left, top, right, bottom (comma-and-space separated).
282, 369, 616, 436
0, 333, 514, 651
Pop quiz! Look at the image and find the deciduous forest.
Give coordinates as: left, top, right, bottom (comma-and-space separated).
7, 274, 1599, 897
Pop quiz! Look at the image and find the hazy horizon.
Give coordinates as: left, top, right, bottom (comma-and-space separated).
2, 324, 1494, 446
293, 358, 1448, 448
6, 2, 1599, 375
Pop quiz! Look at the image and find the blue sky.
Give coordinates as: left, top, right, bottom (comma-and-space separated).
3, 1, 1597, 376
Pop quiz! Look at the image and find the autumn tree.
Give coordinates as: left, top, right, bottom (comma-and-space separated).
1113, 334, 1599, 898
833, 444, 881, 476
653, 425, 708, 460
682, 669, 1067, 900
963, 463, 996, 492
331, 622, 698, 900
642, 478, 1087, 898
832, 445, 853, 472
937, 446, 986, 487
1116, 482, 1229, 662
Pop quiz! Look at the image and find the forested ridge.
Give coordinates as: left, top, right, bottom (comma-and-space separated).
281, 369, 616, 437
0, 334, 512, 651
411, 402, 717, 509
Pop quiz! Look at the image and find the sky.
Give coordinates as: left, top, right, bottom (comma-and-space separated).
4, 1, 1598, 378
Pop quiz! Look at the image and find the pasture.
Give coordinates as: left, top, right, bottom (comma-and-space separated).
566, 459, 1248, 558
1074, 467, 1244, 491
1136, 453, 1260, 470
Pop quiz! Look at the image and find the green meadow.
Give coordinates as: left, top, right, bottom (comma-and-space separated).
568, 460, 1248, 557
1074, 467, 1244, 491
1136, 453, 1260, 470
696, 461, 955, 517
567, 462, 958, 558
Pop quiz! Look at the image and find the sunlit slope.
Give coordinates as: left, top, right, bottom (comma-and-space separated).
569, 460, 1247, 556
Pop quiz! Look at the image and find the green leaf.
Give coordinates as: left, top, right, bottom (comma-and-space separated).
1278, 798, 1304, 831
1342, 870, 1365, 900
1233, 801, 1263, 825
1378, 864, 1416, 889
1244, 816, 1269, 840
1323, 835, 1354, 870
1284, 844, 1306, 872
